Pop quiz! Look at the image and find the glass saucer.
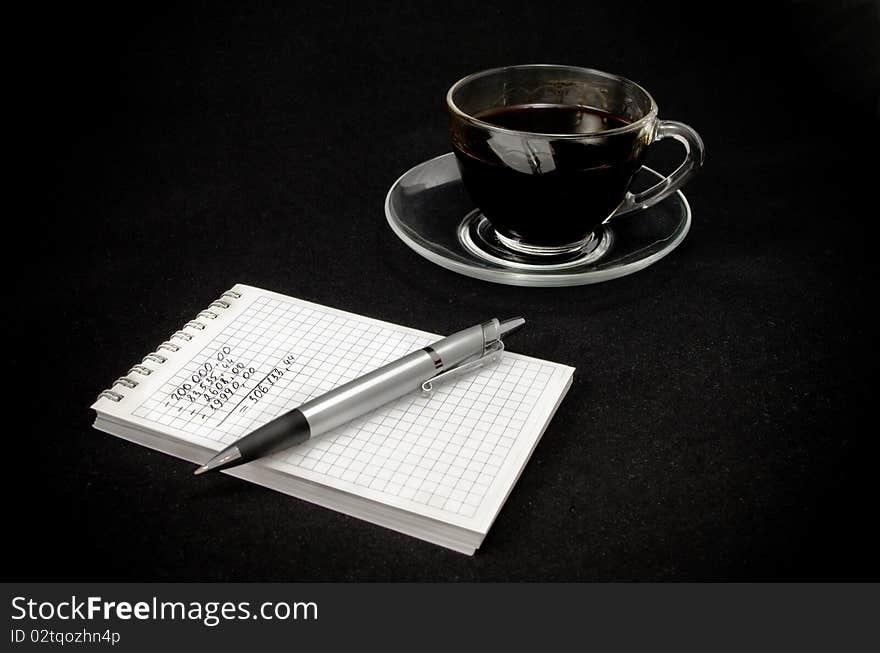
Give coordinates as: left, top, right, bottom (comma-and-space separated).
384, 153, 692, 287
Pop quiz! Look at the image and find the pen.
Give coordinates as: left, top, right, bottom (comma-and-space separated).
194, 317, 526, 475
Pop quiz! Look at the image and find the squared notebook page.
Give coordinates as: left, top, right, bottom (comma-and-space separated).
92, 284, 574, 534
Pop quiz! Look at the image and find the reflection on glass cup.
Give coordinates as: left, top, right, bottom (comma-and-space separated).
448, 64, 705, 257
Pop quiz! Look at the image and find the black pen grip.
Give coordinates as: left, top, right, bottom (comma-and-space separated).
236, 408, 311, 459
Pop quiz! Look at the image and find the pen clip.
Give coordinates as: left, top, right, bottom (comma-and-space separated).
420, 341, 505, 397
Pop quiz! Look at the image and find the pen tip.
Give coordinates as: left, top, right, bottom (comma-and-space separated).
192, 446, 243, 476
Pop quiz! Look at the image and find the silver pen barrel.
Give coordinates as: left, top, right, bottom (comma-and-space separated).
300, 323, 488, 436
300, 350, 436, 435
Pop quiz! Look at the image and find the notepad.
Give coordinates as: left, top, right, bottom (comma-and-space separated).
91, 284, 574, 554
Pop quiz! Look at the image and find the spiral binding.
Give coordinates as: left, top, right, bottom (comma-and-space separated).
96, 289, 242, 402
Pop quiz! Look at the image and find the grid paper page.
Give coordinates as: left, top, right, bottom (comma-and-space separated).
103, 285, 573, 531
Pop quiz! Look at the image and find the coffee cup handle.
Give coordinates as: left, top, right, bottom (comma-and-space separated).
613, 120, 705, 216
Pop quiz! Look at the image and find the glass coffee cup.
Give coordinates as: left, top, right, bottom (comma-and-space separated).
448, 64, 705, 257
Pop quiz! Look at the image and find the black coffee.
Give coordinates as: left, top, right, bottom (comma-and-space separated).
452, 104, 646, 248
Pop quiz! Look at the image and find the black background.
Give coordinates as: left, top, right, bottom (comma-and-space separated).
10, 0, 879, 580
